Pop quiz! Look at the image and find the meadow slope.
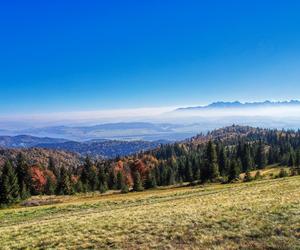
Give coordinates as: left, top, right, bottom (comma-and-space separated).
0, 176, 299, 249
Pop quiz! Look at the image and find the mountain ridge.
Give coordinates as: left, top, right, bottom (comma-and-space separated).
176, 100, 300, 111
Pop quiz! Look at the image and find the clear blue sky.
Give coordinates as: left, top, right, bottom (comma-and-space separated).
1, 0, 300, 115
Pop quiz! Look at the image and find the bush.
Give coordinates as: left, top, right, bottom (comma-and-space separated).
254, 171, 262, 180
121, 184, 129, 194
244, 171, 253, 182
278, 168, 288, 178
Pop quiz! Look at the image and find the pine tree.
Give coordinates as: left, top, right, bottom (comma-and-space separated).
296, 149, 300, 167
206, 141, 220, 180
185, 158, 193, 182
288, 152, 295, 167
56, 167, 73, 195
121, 183, 129, 193
0, 161, 20, 205
15, 153, 30, 199
133, 170, 144, 191
242, 144, 253, 172
218, 147, 228, 176
168, 168, 175, 185
256, 142, 267, 169
45, 176, 56, 195
116, 171, 124, 190
98, 167, 108, 193
80, 157, 97, 191
108, 170, 117, 189
48, 157, 59, 177
144, 170, 157, 189
228, 160, 240, 182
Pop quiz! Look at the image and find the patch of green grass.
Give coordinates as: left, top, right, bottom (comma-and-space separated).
0, 176, 299, 249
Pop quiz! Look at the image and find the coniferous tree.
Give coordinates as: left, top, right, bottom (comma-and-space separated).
185, 158, 193, 182
121, 183, 129, 193
144, 170, 157, 189
256, 142, 267, 169
45, 175, 56, 195
0, 161, 20, 205
295, 149, 300, 167
288, 152, 295, 167
15, 153, 30, 199
80, 157, 98, 191
228, 160, 240, 182
167, 168, 175, 185
206, 141, 220, 180
242, 144, 253, 172
116, 171, 124, 190
133, 170, 144, 191
56, 167, 73, 195
48, 157, 59, 177
218, 147, 228, 176
98, 167, 108, 193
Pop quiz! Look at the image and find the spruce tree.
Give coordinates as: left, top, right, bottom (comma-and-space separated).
116, 171, 124, 190
98, 167, 108, 193
48, 157, 59, 177
56, 167, 73, 195
144, 170, 157, 189
256, 142, 267, 169
15, 153, 30, 199
45, 176, 56, 195
133, 170, 144, 191
80, 156, 96, 191
218, 147, 228, 176
206, 141, 220, 180
228, 160, 240, 182
0, 161, 20, 205
242, 144, 253, 172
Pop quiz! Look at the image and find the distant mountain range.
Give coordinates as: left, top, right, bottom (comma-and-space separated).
1, 101, 300, 143
176, 100, 300, 111
0, 135, 167, 158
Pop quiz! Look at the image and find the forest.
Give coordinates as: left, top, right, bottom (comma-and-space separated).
1, 125, 300, 206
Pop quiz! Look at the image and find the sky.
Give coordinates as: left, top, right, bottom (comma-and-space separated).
1, 0, 300, 118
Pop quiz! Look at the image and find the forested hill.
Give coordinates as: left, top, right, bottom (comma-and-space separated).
0, 148, 81, 170
188, 125, 269, 145
1, 125, 300, 206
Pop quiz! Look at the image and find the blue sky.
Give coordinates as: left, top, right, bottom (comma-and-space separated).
1, 0, 300, 116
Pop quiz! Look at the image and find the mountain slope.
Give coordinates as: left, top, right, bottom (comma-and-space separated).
36, 140, 166, 158
0, 148, 81, 169
0, 135, 68, 148
0, 135, 167, 158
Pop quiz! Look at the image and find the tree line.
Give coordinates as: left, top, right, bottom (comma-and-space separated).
1, 127, 300, 206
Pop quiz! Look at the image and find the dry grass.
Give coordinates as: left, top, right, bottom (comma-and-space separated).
0, 176, 300, 249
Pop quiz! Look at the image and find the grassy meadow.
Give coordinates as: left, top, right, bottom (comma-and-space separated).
0, 174, 299, 249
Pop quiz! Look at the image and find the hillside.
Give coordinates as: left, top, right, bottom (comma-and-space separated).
0, 135, 68, 148
0, 134, 167, 158
0, 176, 299, 249
188, 125, 268, 144
0, 148, 81, 169
36, 139, 166, 158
